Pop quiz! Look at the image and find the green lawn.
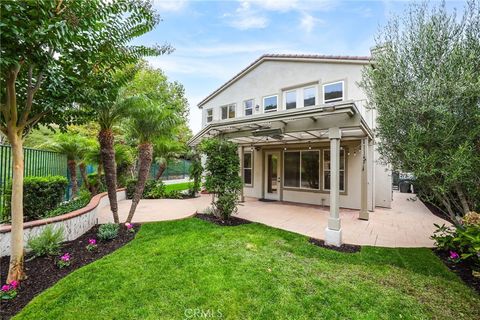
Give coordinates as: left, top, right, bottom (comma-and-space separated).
16, 219, 479, 319
164, 181, 193, 192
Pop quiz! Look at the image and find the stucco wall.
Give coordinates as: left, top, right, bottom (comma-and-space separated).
0, 190, 126, 257
201, 60, 368, 127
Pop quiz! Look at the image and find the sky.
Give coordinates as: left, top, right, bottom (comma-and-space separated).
134, 0, 466, 134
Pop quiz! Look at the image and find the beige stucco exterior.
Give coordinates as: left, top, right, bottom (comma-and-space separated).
192, 55, 392, 213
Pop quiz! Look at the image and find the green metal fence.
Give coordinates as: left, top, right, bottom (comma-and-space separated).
150, 159, 191, 181
0, 145, 68, 220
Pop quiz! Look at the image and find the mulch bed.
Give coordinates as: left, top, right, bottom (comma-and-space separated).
0, 223, 140, 319
195, 213, 252, 226
308, 238, 361, 253
433, 249, 480, 294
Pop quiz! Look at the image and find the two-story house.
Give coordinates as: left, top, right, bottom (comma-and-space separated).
189, 54, 392, 246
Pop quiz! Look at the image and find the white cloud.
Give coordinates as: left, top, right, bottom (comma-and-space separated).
153, 0, 188, 12
299, 13, 323, 33
224, 1, 268, 30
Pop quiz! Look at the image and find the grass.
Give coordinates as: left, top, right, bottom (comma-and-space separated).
164, 181, 193, 193
16, 219, 479, 320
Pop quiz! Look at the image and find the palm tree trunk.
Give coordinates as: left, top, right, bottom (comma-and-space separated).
67, 159, 78, 198
98, 128, 119, 223
155, 162, 167, 180
126, 143, 153, 223
7, 130, 26, 282
79, 162, 91, 193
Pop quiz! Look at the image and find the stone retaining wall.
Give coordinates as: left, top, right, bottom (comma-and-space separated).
0, 189, 126, 257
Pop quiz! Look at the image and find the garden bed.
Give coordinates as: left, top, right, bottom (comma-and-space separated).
433, 249, 480, 294
308, 237, 361, 253
195, 213, 251, 226
0, 223, 139, 319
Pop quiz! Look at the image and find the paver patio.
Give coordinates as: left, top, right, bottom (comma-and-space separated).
98, 191, 450, 247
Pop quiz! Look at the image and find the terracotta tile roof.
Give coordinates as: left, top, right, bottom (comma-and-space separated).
197, 54, 371, 107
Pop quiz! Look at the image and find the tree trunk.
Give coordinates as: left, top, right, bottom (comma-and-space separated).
155, 162, 167, 180
126, 143, 153, 223
67, 159, 78, 198
455, 185, 471, 215
7, 132, 26, 282
79, 163, 91, 193
98, 129, 119, 223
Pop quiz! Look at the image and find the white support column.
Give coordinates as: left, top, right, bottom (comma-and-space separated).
359, 138, 369, 220
239, 146, 245, 202
325, 127, 342, 246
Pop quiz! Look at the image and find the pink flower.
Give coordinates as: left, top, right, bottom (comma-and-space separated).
61, 253, 70, 262
1, 284, 10, 292
125, 223, 133, 229
88, 239, 97, 245
449, 251, 460, 260
10, 280, 18, 289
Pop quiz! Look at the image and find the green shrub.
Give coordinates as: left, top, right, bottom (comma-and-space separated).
5, 176, 68, 222
27, 225, 64, 258
432, 219, 480, 265
164, 190, 183, 199
126, 179, 155, 199
145, 181, 166, 199
97, 223, 119, 241
45, 189, 92, 218
87, 173, 106, 194
199, 138, 242, 220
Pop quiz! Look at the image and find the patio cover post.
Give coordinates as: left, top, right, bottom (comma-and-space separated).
359, 138, 369, 220
325, 127, 342, 246
239, 145, 245, 202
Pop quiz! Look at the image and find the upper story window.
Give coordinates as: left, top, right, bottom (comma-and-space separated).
285, 91, 296, 110
206, 109, 213, 123
263, 95, 278, 113
323, 81, 344, 103
303, 87, 316, 107
221, 104, 236, 120
244, 99, 254, 116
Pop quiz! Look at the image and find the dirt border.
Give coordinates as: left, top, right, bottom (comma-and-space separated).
195, 213, 252, 226
0, 223, 139, 319
308, 238, 361, 253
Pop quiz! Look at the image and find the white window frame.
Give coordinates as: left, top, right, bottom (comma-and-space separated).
206, 108, 213, 123
322, 148, 345, 192
283, 150, 320, 190
244, 99, 254, 116
284, 90, 297, 110
323, 81, 344, 103
243, 151, 253, 186
263, 95, 278, 113
303, 86, 317, 107
220, 103, 236, 120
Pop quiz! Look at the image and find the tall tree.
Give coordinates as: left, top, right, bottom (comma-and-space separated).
360, 1, 480, 222
0, 0, 168, 282
122, 67, 188, 223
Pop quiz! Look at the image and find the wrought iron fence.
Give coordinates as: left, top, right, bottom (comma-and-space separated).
0, 145, 68, 220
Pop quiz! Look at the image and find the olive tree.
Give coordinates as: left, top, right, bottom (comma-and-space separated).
360, 1, 480, 222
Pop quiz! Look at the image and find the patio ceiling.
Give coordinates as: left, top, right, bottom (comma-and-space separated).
188, 100, 373, 147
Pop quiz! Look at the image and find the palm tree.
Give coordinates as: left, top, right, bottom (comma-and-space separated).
46, 133, 90, 198
152, 138, 183, 180
124, 96, 182, 223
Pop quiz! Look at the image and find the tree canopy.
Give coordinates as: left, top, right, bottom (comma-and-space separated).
360, 1, 480, 220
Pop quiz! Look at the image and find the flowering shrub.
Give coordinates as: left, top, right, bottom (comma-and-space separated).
1, 281, 18, 300
86, 238, 97, 252
57, 253, 71, 268
431, 220, 480, 266
125, 222, 135, 233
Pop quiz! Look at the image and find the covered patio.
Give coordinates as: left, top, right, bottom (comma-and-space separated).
98, 191, 450, 248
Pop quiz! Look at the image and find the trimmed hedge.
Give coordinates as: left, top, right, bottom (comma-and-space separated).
45, 189, 92, 218
5, 176, 68, 222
